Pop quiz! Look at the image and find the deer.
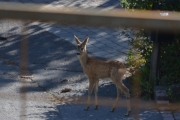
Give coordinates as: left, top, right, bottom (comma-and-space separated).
74, 35, 131, 116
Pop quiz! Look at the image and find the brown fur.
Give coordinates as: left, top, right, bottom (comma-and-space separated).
74, 35, 131, 116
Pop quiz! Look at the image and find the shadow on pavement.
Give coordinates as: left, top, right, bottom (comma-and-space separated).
0, 0, 122, 9
40, 103, 162, 120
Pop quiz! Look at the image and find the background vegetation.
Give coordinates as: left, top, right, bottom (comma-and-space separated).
121, 0, 180, 101
121, 0, 180, 11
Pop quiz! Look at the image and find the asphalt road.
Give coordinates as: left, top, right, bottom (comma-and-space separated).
0, 19, 63, 120
0, 19, 165, 120
1, 0, 180, 119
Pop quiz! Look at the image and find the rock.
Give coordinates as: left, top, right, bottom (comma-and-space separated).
170, 84, 180, 95
60, 79, 69, 84
154, 86, 169, 103
61, 88, 72, 93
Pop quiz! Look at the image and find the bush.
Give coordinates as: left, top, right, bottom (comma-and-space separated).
159, 39, 180, 86
121, 0, 180, 11
126, 29, 153, 100
122, 0, 180, 101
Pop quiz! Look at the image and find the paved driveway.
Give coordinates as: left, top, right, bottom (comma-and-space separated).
0, 0, 178, 120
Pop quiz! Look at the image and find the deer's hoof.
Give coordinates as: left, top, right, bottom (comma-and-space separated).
84, 107, 89, 111
94, 105, 98, 110
111, 108, 115, 112
125, 111, 131, 116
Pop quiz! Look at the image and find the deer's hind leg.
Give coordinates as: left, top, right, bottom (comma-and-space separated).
111, 86, 122, 112
111, 69, 131, 116
121, 83, 131, 116
117, 83, 131, 116
110, 69, 124, 112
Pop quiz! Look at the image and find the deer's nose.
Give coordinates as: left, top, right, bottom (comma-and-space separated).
76, 53, 80, 55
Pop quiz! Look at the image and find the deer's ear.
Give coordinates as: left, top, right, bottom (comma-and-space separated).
74, 35, 81, 44
82, 36, 89, 46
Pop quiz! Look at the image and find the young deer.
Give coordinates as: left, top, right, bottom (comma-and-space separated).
74, 35, 131, 116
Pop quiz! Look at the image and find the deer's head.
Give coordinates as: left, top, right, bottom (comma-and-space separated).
74, 35, 89, 56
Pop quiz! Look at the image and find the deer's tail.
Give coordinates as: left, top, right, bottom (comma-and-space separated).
126, 67, 137, 74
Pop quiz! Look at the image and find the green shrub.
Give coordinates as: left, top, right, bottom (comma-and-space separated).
121, 0, 180, 11
159, 39, 180, 86
126, 29, 153, 100
122, 0, 180, 101
166, 87, 180, 102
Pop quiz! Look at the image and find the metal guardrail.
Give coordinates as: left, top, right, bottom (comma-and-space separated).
0, 2, 180, 31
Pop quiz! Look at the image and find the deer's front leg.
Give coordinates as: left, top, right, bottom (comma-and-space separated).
94, 80, 99, 110
84, 79, 95, 111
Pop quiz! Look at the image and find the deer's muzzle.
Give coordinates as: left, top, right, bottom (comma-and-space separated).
76, 53, 80, 55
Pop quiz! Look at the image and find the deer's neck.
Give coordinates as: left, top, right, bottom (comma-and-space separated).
79, 52, 89, 71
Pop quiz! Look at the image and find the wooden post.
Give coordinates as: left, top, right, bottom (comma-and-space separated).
149, 30, 160, 85
20, 22, 28, 120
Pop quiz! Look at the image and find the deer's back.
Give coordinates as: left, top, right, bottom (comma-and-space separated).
85, 58, 126, 79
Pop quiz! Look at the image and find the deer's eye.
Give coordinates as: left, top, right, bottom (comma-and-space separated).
77, 45, 80, 50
